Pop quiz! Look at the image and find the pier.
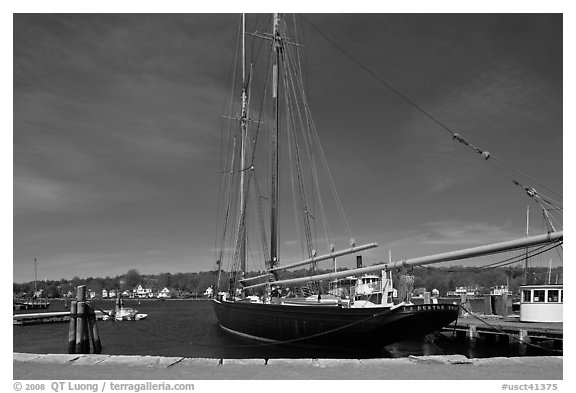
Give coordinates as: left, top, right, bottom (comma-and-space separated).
13, 298, 50, 311
13, 310, 106, 325
442, 315, 562, 350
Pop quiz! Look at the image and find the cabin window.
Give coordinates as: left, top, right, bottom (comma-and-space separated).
547, 290, 559, 303
561, 290, 563, 303
533, 290, 545, 302
522, 290, 532, 303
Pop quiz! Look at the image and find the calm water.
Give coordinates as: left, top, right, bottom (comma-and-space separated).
13, 299, 556, 359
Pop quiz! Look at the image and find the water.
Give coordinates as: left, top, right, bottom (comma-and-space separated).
13, 299, 556, 359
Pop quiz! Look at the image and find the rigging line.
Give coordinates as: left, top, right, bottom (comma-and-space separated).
475, 242, 563, 270
290, 15, 318, 250
300, 15, 454, 138
214, 19, 243, 269
251, 172, 270, 263
301, 15, 562, 208
248, 14, 272, 72
248, 54, 272, 168
284, 46, 314, 258
490, 155, 563, 201
510, 179, 563, 209
415, 241, 563, 272
284, 89, 307, 259
284, 45, 332, 250
545, 213, 563, 232
484, 158, 563, 212
284, 44, 353, 240
216, 28, 244, 282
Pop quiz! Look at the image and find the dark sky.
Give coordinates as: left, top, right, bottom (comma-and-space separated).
13, 13, 563, 282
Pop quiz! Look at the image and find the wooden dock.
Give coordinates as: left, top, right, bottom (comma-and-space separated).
442, 315, 563, 349
13, 310, 106, 325
13, 298, 50, 311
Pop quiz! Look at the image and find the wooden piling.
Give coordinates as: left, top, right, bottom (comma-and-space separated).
423, 292, 431, 305
85, 303, 102, 354
467, 325, 479, 347
459, 293, 471, 316
519, 329, 531, 344
67, 300, 77, 354
75, 286, 89, 354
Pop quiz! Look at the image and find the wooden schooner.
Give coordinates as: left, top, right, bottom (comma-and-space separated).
211, 14, 562, 349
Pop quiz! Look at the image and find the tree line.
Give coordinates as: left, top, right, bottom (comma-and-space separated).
13, 265, 562, 299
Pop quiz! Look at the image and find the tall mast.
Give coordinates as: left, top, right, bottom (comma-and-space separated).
34, 258, 37, 296
269, 13, 281, 269
523, 205, 530, 285
238, 13, 248, 274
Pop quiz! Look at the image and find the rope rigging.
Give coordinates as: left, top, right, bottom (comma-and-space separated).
300, 15, 562, 224
415, 240, 562, 273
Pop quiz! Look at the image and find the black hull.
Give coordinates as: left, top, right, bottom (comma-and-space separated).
212, 299, 459, 348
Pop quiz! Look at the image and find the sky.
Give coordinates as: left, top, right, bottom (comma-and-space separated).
12, 11, 564, 283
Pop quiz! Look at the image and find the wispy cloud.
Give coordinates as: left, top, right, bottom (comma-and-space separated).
385, 220, 517, 249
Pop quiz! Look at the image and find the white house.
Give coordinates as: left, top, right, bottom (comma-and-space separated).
157, 287, 172, 299
446, 286, 479, 297
135, 285, 154, 298
102, 289, 109, 299
204, 286, 214, 298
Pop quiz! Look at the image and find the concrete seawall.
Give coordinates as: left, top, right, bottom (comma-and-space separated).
13, 353, 562, 380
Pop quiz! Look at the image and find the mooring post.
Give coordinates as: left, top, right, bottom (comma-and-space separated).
67, 300, 77, 354
460, 293, 470, 316
519, 329, 531, 344
517, 329, 531, 356
467, 325, 479, 347
75, 285, 89, 354
85, 303, 102, 354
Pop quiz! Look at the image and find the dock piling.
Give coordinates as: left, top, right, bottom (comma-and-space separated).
74, 286, 90, 354
466, 325, 479, 347
86, 303, 102, 354
519, 329, 531, 344
67, 301, 77, 354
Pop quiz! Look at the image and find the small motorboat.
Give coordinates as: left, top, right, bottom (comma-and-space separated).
102, 306, 148, 321
102, 296, 148, 321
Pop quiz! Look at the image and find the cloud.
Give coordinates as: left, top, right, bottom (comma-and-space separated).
386, 220, 517, 249
13, 172, 73, 213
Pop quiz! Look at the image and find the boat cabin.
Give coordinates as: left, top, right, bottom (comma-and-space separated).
519, 284, 563, 323
328, 277, 357, 299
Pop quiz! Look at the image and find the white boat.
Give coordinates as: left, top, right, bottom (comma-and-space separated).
102, 296, 148, 321
519, 284, 563, 323
102, 307, 148, 321
327, 269, 396, 308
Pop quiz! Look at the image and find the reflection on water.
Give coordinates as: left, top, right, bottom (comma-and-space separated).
13, 299, 559, 359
